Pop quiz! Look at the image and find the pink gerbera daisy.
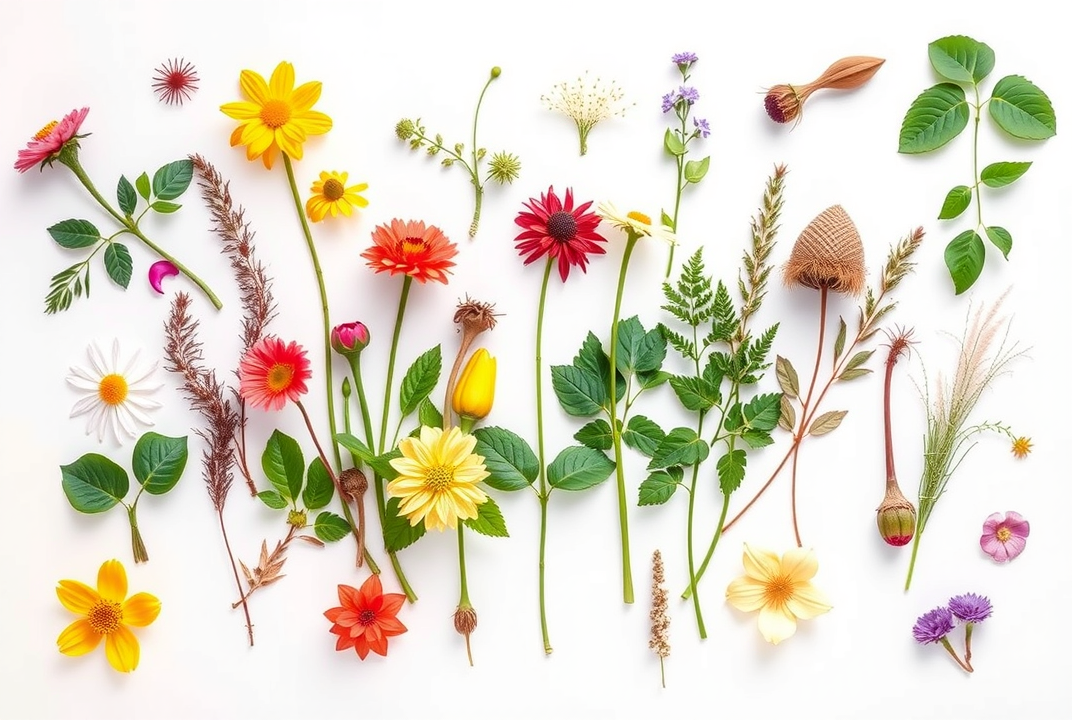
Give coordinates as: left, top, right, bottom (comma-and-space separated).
980, 511, 1030, 563
14, 107, 90, 173
514, 186, 606, 282
238, 337, 312, 411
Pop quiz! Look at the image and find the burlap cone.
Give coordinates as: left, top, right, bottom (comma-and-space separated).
783, 205, 865, 295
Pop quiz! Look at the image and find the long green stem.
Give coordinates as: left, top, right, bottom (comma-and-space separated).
467, 71, 497, 238
608, 233, 640, 604
457, 525, 475, 666
665, 114, 687, 278
341, 380, 382, 575
684, 413, 706, 637
972, 84, 983, 230
681, 476, 732, 602
904, 528, 923, 591
283, 154, 341, 473
534, 258, 554, 654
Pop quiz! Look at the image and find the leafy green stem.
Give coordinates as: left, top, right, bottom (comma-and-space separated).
467, 71, 498, 238
534, 257, 554, 653
972, 84, 983, 229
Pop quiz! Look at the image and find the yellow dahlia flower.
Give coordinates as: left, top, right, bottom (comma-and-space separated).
220, 61, 332, 170
387, 426, 490, 531
305, 170, 369, 222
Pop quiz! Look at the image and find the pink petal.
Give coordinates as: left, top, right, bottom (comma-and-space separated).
148, 260, 179, 294
1002, 534, 1028, 561
1003, 514, 1031, 538
980, 534, 1005, 560
981, 512, 1003, 533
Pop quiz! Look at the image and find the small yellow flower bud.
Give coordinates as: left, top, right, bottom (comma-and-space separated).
452, 348, 496, 422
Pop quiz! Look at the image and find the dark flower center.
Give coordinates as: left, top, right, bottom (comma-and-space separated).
323, 178, 345, 201
546, 211, 578, 241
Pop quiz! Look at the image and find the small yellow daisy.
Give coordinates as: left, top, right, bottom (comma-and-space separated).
305, 171, 369, 222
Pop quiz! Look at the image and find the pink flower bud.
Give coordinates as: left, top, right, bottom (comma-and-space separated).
331, 322, 370, 357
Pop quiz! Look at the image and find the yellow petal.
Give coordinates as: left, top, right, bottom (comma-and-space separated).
725, 575, 768, 612
277, 124, 307, 160
56, 579, 100, 614
345, 192, 369, 208
780, 547, 819, 583
246, 126, 275, 158
240, 121, 271, 148
105, 624, 140, 672
220, 101, 262, 120
97, 559, 127, 602
742, 543, 780, 582
239, 69, 270, 106
262, 145, 278, 170
338, 200, 353, 217
269, 61, 295, 98
57, 619, 102, 656
290, 81, 323, 112
757, 603, 797, 645
785, 582, 832, 620
293, 110, 333, 136
229, 125, 246, 148
121, 593, 161, 627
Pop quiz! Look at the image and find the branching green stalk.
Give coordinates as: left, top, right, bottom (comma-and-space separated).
534, 258, 554, 653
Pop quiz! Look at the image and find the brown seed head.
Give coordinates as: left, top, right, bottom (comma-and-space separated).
783, 205, 866, 296
764, 85, 802, 124
338, 467, 368, 503
454, 297, 500, 337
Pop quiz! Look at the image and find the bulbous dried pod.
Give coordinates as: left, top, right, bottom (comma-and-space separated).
876, 483, 917, 547
783, 205, 866, 296
812, 56, 886, 91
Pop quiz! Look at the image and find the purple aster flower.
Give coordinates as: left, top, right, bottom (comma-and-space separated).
912, 606, 955, 644
693, 117, 710, 138
661, 91, 678, 114
948, 593, 993, 624
679, 86, 699, 105
671, 52, 698, 65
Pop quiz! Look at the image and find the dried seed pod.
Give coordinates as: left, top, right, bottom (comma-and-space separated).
783, 205, 866, 296
764, 56, 885, 125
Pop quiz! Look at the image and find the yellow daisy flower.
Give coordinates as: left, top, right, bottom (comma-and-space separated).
56, 559, 161, 673
220, 61, 333, 170
387, 426, 490, 531
305, 171, 369, 222
596, 201, 677, 244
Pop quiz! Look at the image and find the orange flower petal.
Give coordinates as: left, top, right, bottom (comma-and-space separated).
105, 624, 140, 672
121, 592, 161, 627
57, 619, 102, 656
56, 579, 100, 614
97, 559, 128, 602
239, 69, 270, 106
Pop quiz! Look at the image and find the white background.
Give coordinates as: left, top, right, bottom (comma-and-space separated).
1, 1, 1067, 718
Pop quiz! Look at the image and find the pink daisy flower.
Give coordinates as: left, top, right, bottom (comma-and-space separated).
980, 511, 1030, 563
238, 337, 312, 411
14, 107, 90, 173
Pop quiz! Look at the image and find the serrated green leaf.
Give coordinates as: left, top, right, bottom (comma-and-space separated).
623, 415, 666, 458
399, 346, 442, 417
809, 410, 848, 437
370, 448, 401, 481
117, 175, 137, 216
574, 419, 614, 451
614, 316, 644, 375
928, 35, 995, 84
775, 356, 799, 398
637, 370, 672, 390
743, 393, 782, 432
684, 156, 710, 184
741, 430, 774, 449
473, 426, 538, 491
945, 230, 986, 294
723, 402, 743, 433
668, 375, 720, 412
984, 226, 1012, 258
303, 457, 334, 509
262, 430, 305, 503
664, 127, 686, 156
61, 454, 129, 513
547, 446, 615, 491
638, 467, 683, 506
938, 185, 972, 220
634, 327, 667, 374
48, 219, 101, 249
132, 432, 188, 495
980, 161, 1032, 188
150, 200, 181, 214
104, 243, 133, 288
717, 450, 747, 495
838, 368, 872, 381
417, 397, 443, 429
846, 350, 874, 371
989, 75, 1057, 140
833, 317, 847, 362
313, 511, 352, 542
648, 427, 709, 469
257, 490, 287, 509
898, 83, 969, 154
152, 159, 194, 200
135, 172, 151, 201
550, 364, 604, 417
778, 394, 796, 431
383, 497, 426, 551
463, 496, 508, 537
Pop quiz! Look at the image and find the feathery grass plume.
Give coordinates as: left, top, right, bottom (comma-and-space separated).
905, 291, 1024, 590
736, 164, 787, 342
649, 550, 670, 688
541, 71, 631, 156
189, 154, 277, 495
163, 292, 253, 645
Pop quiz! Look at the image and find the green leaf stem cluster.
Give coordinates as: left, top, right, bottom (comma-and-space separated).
898, 35, 1056, 294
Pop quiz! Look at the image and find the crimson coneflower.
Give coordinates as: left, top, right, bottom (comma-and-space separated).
152, 58, 200, 106
514, 186, 606, 282
238, 337, 312, 411
361, 219, 457, 284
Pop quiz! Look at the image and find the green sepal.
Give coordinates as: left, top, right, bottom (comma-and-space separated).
132, 432, 188, 495
61, 454, 129, 513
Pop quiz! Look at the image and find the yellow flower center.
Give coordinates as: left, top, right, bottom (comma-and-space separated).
424, 465, 454, 493
34, 120, 59, 140
98, 374, 129, 406
401, 236, 427, 256
267, 363, 294, 392
323, 178, 345, 201
260, 99, 292, 129
627, 211, 651, 225
764, 574, 794, 606
87, 600, 123, 634
996, 527, 1012, 542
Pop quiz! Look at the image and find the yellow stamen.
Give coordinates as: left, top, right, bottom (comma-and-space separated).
401, 237, 427, 255
996, 527, 1012, 542
323, 178, 345, 201
98, 374, 129, 406
267, 363, 294, 392
34, 121, 58, 141
87, 600, 123, 634
424, 465, 454, 492
260, 100, 292, 129
627, 211, 651, 225
764, 575, 794, 606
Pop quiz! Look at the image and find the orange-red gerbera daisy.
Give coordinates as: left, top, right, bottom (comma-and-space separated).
360, 219, 457, 284
324, 574, 407, 660
238, 337, 312, 411
514, 186, 606, 282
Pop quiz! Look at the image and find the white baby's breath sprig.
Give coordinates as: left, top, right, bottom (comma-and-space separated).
542, 71, 632, 156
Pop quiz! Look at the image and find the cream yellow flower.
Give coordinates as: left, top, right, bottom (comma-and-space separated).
725, 544, 831, 644
596, 201, 677, 244
220, 61, 333, 170
305, 170, 369, 222
56, 559, 161, 673
387, 426, 490, 531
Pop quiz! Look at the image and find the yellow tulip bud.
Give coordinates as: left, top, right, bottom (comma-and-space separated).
452, 348, 496, 425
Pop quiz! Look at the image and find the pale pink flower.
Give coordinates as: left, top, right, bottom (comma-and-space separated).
14, 107, 90, 173
980, 511, 1029, 563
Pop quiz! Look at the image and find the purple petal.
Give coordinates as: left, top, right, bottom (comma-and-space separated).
149, 260, 179, 294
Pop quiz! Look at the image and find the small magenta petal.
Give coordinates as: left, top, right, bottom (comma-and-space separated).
1002, 534, 1028, 561
148, 261, 179, 294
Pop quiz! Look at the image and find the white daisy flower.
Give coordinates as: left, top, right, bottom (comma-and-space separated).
67, 339, 163, 444
596, 201, 677, 244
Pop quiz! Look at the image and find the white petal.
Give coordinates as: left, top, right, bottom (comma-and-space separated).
125, 360, 159, 387
120, 402, 154, 427
68, 364, 100, 383
109, 408, 124, 443
87, 342, 110, 376
110, 339, 122, 371
67, 375, 100, 391
116, 406, 139, 436
70, 395, 102, 418
123, 394, 162, 411
120, 347, 141, 377
83, 403, 107, 439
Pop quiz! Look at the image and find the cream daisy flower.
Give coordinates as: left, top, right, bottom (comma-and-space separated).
67, 340, 163, 444
596, 201, 677, 244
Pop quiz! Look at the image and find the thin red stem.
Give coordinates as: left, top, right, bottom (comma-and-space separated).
237, 400, 257, 496
789, 286, 827, 545
218, 508, 255, 645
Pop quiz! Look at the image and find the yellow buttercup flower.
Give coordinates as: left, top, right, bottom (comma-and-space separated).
220, 61, 333, 170
387, 426, 490, 531
305, 170, 369, 222
453, 348, 496, 424
725, 544, 831, 645
56, 559, 161, 672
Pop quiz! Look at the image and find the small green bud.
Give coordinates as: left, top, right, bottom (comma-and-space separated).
287, 509, 308, 529
395, 118, 416, 141
490, 66, 501, 79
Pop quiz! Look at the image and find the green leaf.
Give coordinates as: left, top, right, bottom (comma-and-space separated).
103, 243, 133, 288
370, 449, 401, 481
547, 446, 615, 491
463, 497, 509, 537
668, 375, 720, 412
928, 35, 995, 84
117, 175, 137, 216
417, 397, 443, 429
634, 327, 667, 374
614, 316, 645, 375
741, 430, 774, 449
684, 156, 710, 184
574, 332, 624, 405
717, 450, 747, 494
743, 393, 782, 432
723, 402, 743, 433
663, 127, 686, 156
778, 395, 796, 432
257, 490, 287, 509
60, 454, 129, 513
938, 185, 972, 220
845, 350, 874, 372
988, 75, 1057, 140
132, 432, 188, 495
985, 225, 1013, 259
473, 426, 539, 491
809, 410, 848, 437
48, 219, 101, 249
979, 161, 1032, 189
334, 433, 374, 463
313, 511, 352, 543
648, 427, 710, 469
637, 369, 672, 390
261, 430, 305, 503
898, 83, 969, 154
945, 230, 986, 294
839, 368, 872, 381
303, 457, 334, 510
775, 356, 799, 399
638, 467, 683, 506
833, 318, 847, 361
135, 172, 151, 201
623, 415, 666, 458
550, 364, 604, 417
661, 210, 675, 233
574, 419, 613, 451
384, 497, 426, 551
399, 345, 442, 417
150, 200, 181, 214
151, 159, 194, 200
